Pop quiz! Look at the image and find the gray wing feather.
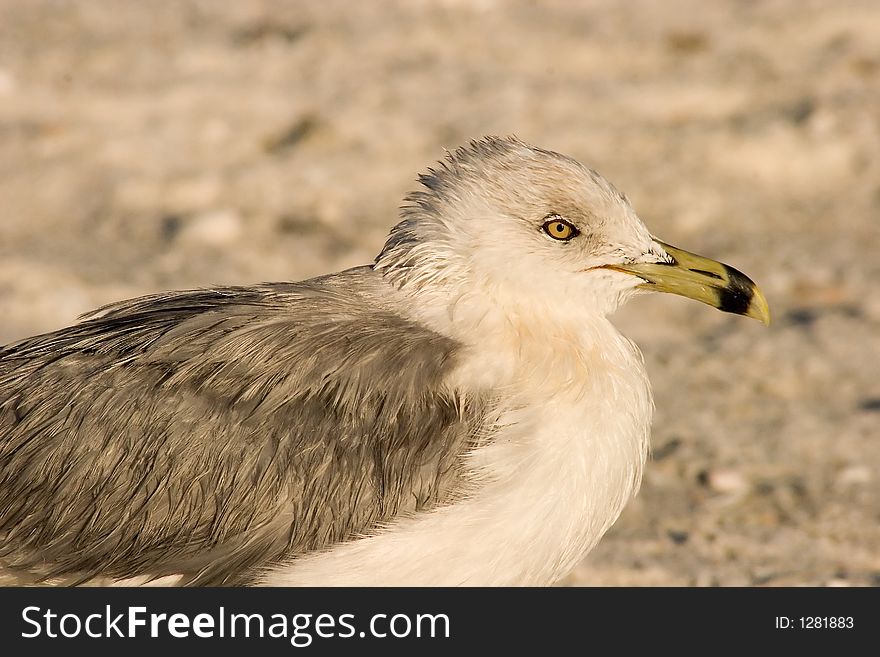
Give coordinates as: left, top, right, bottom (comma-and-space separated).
0, 266, 480, 585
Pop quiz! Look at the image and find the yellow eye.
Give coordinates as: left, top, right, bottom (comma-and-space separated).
542, 217, 578, 241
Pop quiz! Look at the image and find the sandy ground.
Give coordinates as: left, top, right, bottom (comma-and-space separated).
0, 0, 877, 586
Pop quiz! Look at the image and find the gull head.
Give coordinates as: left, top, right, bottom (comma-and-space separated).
375, 136, 769, 327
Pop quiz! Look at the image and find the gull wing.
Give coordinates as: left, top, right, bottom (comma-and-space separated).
0, 266, 480, 585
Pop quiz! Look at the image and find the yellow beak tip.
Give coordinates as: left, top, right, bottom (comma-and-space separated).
748, 290, 771, 326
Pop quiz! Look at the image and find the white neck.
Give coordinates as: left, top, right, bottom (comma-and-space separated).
260, 284, 653, 586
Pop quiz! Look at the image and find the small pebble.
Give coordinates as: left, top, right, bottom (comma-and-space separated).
700, 468, 750, 494
178, 209, 244, 247
836, 465, 871, 486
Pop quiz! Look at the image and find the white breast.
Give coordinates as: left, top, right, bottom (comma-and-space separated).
260, 316, 653, 586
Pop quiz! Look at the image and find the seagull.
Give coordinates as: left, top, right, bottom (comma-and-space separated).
0, 137, 769, 586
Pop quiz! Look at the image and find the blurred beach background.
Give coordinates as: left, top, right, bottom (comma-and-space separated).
0, 0, 877, 585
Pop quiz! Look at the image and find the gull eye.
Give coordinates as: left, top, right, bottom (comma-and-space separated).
542, 216, 579, 241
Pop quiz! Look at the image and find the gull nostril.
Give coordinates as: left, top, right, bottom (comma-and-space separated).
689, 269, 723, 280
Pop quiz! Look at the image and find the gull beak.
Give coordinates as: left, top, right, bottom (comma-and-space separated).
606, 240, 771, 326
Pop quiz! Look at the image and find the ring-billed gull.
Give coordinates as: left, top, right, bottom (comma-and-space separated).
0, 137, 768, 586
